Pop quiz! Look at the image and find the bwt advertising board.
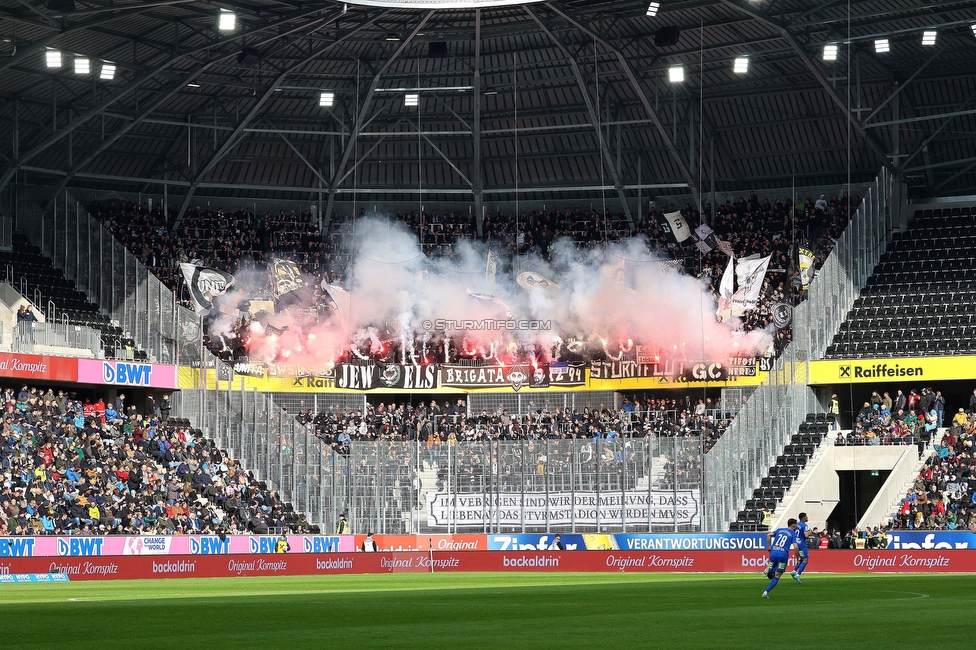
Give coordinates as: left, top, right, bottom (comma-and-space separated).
0, 550, 969, 581
77, 359, 178, 389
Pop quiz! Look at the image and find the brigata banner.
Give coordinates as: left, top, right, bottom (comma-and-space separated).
0, 550, 970, 580
425, 491, 701, 528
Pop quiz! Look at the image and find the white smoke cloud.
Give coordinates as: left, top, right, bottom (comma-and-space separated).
209, 217, 769, 366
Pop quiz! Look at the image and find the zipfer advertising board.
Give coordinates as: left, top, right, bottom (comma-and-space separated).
0, 550, 967, 580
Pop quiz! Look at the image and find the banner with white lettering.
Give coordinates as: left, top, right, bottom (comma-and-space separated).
335, 364, 438, 390
440, 363, 585, 391
425, 490, 701, 528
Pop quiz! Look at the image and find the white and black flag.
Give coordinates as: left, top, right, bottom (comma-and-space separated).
179, 263, 235, 315
660, 210, 693, 243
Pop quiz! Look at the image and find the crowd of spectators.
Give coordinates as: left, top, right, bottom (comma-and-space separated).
886, 388, 976, 531
0, 384, 309, 536
837, 387, 946, 448
296, 395, 727, 456
88, 189, 859, 363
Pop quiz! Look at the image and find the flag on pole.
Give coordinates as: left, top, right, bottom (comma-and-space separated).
799, 247, 815, 289
179, 263, 235, 315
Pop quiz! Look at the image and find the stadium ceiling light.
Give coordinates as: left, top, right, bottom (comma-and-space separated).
100, 62, 116, 80
874, 38, 889, 54
319, 91, 334, 107
971, 23, 976, 38
45, 48, 61, 68
404, 93, 419, 107
385, 33, 401, 41
922, 30, 937, 46
668, 64, 684, 83
733, 56, 749, 74
646, 2, 660, 17
74, 56, 89, 75
822, 43, 838, 61
218, 8, 236, 32
186, 82, 201, 88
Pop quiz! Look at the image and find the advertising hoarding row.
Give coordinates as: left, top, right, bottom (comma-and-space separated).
0, 550, 966, 581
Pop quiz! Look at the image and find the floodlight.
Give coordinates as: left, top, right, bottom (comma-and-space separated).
74, 57, 89, 75
218, 9, 236, 32
100, 63, 116, 80
733, 56, 749, 74
668, 65, 684, 83
646, 2, 660, 17
45, 49, 61, 68
320, 91, 334, 107
875, 38, 889, 54
405, 93, 419, 107
823, 43, 838, 61
922, 30, 937, 46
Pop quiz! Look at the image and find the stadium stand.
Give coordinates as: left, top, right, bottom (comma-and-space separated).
85, 191, 859, 362
0, 233, 128, 356
730, 413, 831, 531
304, 396, 727, 447
826, 208, 976, 358
0, 384, 310, 536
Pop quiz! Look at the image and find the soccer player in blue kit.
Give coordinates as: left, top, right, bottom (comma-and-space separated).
762, 518, 800, 598
790, 512, 810, 584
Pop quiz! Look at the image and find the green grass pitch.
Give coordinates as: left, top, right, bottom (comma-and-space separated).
0, 572, 973, 648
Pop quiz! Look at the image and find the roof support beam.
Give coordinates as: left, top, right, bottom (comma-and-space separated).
527, 6, 633, 227
545, 3, 702, 216
175, 11, 386, 221
0, 3, 342, 196
406, 119, 472, 188
717, 0, 895, 176
861, 43, 947, 125
324, 12, 434, 222
900, 89, 976, 170
30, 8, 350, 215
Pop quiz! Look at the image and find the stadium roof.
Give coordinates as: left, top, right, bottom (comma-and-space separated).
2, 0, 976, 215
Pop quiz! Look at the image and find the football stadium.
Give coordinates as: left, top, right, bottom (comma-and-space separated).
2, 0, 976, 645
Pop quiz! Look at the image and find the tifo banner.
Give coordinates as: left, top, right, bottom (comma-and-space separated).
0, 535, 355, 557
335, 363, 438, 390
439, 363, 585, 391
0, 352, 77, 382
808, 355, 976, 385
425, 491, 701, 528
77, 359, 178, 389
590, 358, 767, 383
0, 551, 971, 581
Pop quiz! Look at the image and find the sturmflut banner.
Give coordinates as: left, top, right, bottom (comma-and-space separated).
425, 490, 701, 528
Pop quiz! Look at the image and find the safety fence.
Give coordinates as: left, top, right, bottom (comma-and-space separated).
704, 169, 895, 531
17, 192, 201, 366
11, 321, 103, 357
176, 379, 702, 535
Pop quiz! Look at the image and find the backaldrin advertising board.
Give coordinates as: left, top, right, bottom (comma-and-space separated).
0, 550, 968, 580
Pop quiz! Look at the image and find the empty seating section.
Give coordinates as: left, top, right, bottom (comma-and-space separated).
0, 233, 128, 355
825, 209, 976, 359
729, 413, 832, 531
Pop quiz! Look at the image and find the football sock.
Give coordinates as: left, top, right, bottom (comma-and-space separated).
765, 576, 780, 593
796, 561, 807, 575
